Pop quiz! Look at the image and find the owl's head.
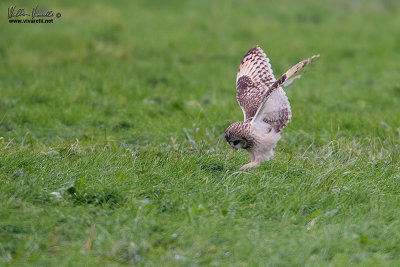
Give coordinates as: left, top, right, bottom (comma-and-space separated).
224, 122, 253, 150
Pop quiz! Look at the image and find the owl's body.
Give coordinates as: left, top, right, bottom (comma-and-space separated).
225, 46, 319, 170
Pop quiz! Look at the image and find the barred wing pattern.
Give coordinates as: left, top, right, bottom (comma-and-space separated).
236, 46, 291, 131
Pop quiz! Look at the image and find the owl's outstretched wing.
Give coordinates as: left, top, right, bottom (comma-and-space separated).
251, 54, 320, 130
236, 46, 276, 121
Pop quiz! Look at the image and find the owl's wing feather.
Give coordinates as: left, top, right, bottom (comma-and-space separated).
236, 46, 276, 121
251, 55, 320, 129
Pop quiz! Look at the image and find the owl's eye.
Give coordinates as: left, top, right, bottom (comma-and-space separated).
233, 140, 240, 145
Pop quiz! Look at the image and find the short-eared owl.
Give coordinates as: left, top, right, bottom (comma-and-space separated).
225, 46, 319, 170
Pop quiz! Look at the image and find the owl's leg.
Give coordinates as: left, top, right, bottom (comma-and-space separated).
239, 161, 260, 170
249, 151, 255, 162
239, 151, 260, 170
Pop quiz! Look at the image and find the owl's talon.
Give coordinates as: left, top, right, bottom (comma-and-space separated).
239, 161, 260, 171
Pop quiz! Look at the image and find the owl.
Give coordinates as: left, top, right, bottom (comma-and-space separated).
225, 46, 319, 170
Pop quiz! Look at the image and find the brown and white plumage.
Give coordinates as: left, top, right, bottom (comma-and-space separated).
225, 46, 319, 170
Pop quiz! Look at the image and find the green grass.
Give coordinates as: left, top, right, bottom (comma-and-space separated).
1, 0, 400, 265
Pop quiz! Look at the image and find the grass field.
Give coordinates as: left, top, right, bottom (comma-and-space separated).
1, 0, 400, 265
